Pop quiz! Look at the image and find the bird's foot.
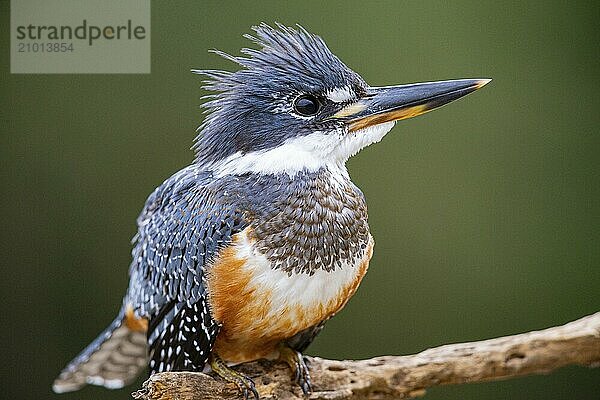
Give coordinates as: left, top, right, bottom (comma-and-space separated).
278, 344, 312, 395
209, 353, 259, 400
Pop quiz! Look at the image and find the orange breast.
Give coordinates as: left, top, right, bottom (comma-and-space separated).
206, 227, 373, 363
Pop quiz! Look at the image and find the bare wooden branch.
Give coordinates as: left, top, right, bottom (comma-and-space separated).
132, 312, 600, 400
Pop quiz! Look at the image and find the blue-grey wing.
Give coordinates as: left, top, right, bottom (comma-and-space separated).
126, 167, 246, 372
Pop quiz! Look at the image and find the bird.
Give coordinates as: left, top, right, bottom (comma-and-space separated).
53, 23, 490, 398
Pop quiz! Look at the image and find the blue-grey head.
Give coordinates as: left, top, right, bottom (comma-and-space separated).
192, 23, 490, 176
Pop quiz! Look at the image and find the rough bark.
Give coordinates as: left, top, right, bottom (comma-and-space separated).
132, 312, 600, 400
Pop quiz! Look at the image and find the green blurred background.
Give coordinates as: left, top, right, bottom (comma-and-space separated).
1, 1, 598, 399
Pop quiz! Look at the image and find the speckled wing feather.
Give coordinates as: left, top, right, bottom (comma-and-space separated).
126, 166, 246, 372
53, 167, 247, 392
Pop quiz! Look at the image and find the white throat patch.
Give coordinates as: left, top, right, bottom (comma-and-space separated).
209, 121, 395, 177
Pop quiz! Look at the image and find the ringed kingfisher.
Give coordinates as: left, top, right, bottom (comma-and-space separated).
53, 23, 490, 398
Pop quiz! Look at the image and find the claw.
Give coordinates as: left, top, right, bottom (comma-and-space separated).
278, 344, 313, 395
302, 355, 312, 367
234, 376, 258, 400
209, 353, 260, 399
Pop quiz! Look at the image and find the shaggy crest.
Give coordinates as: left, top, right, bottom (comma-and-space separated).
191, 23, 366, 166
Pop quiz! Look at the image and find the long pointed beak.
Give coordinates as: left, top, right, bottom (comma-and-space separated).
335, 78, 491, 131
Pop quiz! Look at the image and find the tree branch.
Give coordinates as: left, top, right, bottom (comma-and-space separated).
132, 312, 600, 400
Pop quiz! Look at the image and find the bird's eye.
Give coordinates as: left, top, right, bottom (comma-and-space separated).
294, 95, 320, 116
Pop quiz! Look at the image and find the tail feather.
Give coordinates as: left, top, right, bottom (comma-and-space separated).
53, 311, 148, 393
